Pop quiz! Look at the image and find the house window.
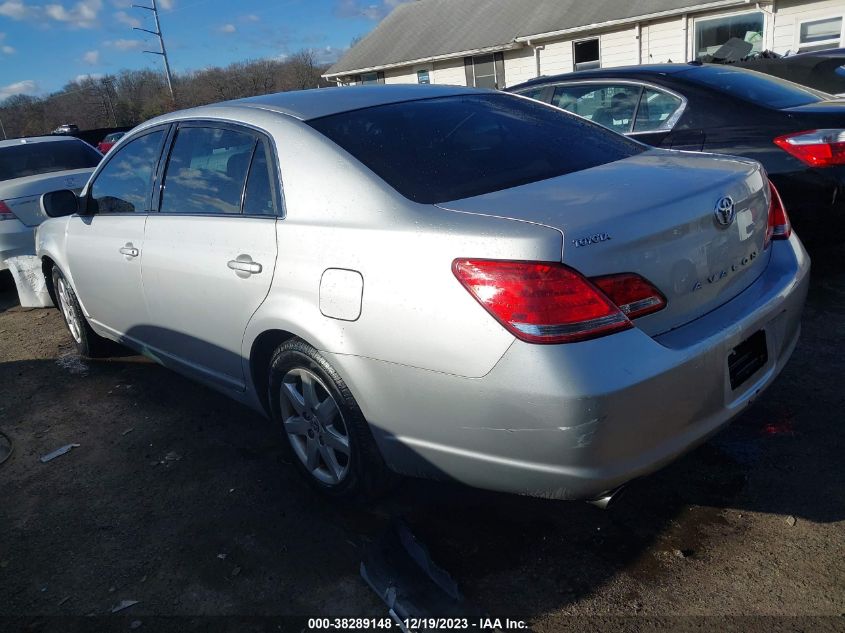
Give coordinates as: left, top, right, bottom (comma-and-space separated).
360, 72, 379, 85
694, 12, 764, 59
798, 17, 843, 52
464, 53, 505, 89
573, 38, 600, 71
417, 69, 430, 84
473, 54, 497, 89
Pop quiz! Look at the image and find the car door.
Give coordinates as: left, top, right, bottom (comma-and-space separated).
64, 127, 168, 339
140, 122, 280, 391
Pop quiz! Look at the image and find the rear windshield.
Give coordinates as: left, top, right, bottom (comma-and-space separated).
678, 64, 827, 109
0, 139, 102, 181
307, 94, 645, 204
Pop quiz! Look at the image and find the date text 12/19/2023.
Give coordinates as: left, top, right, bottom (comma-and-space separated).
307, 617, 528, 630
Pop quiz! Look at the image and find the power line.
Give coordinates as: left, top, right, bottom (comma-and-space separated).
132, 0, 175, 103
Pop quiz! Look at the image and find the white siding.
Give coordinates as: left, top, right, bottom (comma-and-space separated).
772, 0, 845, 53
538, 38, 574, 75
432, 58, 466, 85
601, 26, 640, 66
503, 47, 537, 87
383, 68, 417, 84
643, 16, 687, 63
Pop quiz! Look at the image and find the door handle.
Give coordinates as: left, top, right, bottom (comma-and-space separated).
119, 244, 139, 258
227, 256, 262, 276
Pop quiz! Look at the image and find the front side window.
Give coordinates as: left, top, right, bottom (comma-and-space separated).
694, 12, 764, 59
573, 38, 600, 71
90, 130, 165, 214
798, 17, 843, 52
552, 84, 640, 133
0, 139, 101, 182
308, 94, 644, 204
159, 126, 255, 215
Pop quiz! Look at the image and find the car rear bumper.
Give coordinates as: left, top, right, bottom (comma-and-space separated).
326, 234, 810, 500
0, 219, 35, 270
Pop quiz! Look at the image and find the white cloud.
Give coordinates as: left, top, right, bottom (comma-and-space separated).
0, 1, 28, 19
114, 9, 140, 27
74, 72, 103, 82
82, 49, 100, 64
334, 0, 409, 21
158, 0, 173, 9
242, 13, 258, 22
2, 45, 15, 54
45, 0, 103, 28
105, 37, 142, 50
0, 79, 39, 100
218, 23, 236, 34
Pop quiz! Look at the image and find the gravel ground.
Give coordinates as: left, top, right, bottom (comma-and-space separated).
0, 245, 843, 632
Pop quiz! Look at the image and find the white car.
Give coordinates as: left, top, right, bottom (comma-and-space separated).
1, 136, 100, 271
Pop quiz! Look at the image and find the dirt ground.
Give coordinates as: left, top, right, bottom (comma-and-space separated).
1, 245, 844, 632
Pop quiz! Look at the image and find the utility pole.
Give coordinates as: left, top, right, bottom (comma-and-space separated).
132, 0, 175, 103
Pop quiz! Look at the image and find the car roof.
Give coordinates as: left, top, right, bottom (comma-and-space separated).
508, 63, 698, 91
205, 84, 493, 121
0, 135, 83, 149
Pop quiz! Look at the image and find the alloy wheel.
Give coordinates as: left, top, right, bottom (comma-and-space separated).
279, 367, 351, 485
56, 276, 82, 344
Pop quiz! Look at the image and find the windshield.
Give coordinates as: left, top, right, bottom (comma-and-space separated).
678, 64, 828, 108
0, 140, 102, 181
307, 94, 645, 204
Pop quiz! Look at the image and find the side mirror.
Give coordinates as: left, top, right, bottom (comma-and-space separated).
40, 190, 81, 218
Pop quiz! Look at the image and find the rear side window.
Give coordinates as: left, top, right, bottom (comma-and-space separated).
679, 65, 826, 108
307, 94, 644, 204
90, 130, 165, 214
160, 126, 254, 215
0, 139, 101, 181
633, 88, 684, 132
243, 139, 279, 216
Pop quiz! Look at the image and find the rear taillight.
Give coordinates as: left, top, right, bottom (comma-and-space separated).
766, 180, 791, 246
591, 273, 667, 319
0, 200, 14, 221
452, 259, 633, 344
774, 129, 845, 167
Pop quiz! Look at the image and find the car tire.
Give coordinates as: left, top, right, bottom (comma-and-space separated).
52, 266, 111, 358
268, 338, 397, 501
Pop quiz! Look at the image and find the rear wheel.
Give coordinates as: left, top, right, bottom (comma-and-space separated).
52, 266, 110, 358
268, 338, 396, 501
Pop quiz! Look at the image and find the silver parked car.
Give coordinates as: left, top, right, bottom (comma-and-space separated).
1, 136, 100, 271
35, 85, 809, 503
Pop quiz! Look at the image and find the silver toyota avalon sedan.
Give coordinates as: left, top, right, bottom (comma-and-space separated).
35, 85, 809, 503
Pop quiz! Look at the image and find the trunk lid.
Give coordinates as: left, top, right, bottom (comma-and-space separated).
436, 150, 771, 336
0, 168, 92, 226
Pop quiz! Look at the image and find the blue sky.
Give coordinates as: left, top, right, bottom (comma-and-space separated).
0, 0, 403, 99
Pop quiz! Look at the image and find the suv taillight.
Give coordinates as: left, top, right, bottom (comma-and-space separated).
0, 200, 14, 220
453, 259, 667, 344
774, 129, 845, 167
766, 180, 791, 247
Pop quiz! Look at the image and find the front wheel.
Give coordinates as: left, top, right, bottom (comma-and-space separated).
268, 338, 396, 501
52, 266, 110, 358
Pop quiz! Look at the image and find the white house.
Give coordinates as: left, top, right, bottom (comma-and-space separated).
324, 0, 845, 88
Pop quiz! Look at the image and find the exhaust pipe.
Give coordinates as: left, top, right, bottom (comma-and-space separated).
587, 485, 625, 510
